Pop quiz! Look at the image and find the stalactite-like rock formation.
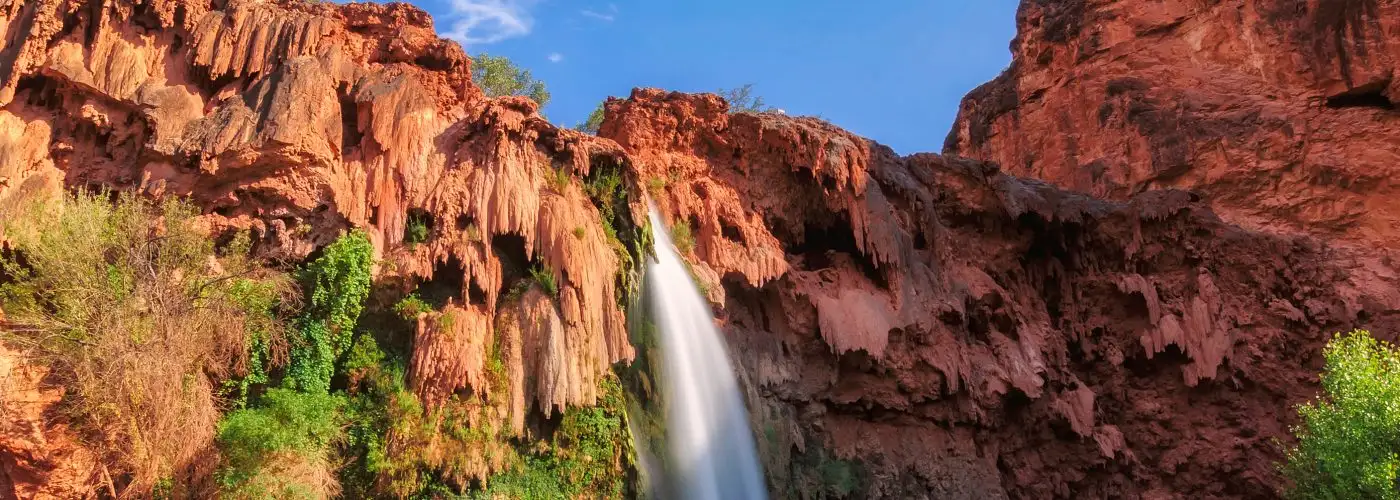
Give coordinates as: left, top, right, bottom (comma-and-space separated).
602, 88, 1400, 498
0, 0, 641, 494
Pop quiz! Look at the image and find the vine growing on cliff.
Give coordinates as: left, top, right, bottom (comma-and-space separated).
287, 231, 374, 393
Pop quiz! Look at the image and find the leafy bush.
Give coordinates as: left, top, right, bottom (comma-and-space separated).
670, 219, 696, 255
718, 84, 775, 113
530, 264, 559, 298
404, 215, 430, 245
338, 331, 518, 498
474, 377, 631, 499
645, 176, 667, 198
547, 166, 572, 193
1282, 329, 1400, 499
217, 388, 347, 499
471, 53, 550, 107
575, 102, 605, 134
287, 231, 374, 393
0, 191, 292, 494
393, 293, 431, 321
584, 167, 625, 220
338, 335, 417, 497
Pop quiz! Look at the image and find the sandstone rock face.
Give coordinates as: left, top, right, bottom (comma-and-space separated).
605, 89, 1400, 498
0, 0, 639, 492
0, 344, 103, 499
946, 0, 1400, 248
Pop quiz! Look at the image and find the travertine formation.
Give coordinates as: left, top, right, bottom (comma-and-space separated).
3, 0, 1399, 498
605, 89, 1400, 498
1, 0, 637, 495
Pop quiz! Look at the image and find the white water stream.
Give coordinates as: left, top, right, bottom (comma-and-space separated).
646, 207, 768, 500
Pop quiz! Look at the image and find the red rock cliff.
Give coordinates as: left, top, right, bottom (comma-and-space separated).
2, 0, 1398, 498
0, 0, 646, 495
946, 0, 1400, 247
604, 89, 1400, 498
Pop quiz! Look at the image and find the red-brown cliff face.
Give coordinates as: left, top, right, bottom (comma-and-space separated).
603, 89, 1400, 498
0, 0, 647, 495
1, 0, 1397, 498
946, 0, 1400, 248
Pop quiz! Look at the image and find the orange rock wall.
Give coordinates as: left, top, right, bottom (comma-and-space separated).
0, 0, 638, 494
946, 0, 1400, 248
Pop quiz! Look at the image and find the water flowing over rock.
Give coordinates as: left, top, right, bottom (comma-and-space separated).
645, 206, 767, 500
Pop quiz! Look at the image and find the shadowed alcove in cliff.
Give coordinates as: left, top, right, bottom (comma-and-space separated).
784, 216, 888, 290
1324, 80, 1395, 110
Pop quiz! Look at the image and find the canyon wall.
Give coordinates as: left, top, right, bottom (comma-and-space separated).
3, 0, 1399, 498
604, 89, 1400, 498
946, 0, 1400, 247
0, 0, 647, 495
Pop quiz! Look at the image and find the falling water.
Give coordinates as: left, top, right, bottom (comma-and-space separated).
645, 206, 768, 500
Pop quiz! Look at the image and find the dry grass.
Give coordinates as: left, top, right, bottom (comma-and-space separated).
224, 450, 342, 500
0, 191, 294, 495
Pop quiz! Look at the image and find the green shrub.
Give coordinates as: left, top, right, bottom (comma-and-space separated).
718, 84, 775, 113
393, 293, 431, 321
0, 191, 292, 493
816, 451, 861, 497
645, 176, 666, 198
584, 166, 625, 218
287, 231, 374, 393
474, 377, 631, 499
1282, 329, 1400, 499
530, 264, 559, 298
338, 335, 414, 497
547, 166, 571, 193
471, 53, 550, 107
217, 388, 347, 499
575, 102, 605, 135
670, 219, 696, 255
404, 215, 430, 245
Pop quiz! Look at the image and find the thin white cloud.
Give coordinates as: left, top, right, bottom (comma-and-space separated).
580, 9, 614, 22
547, 52, 564, 63
580, 3, 618, 22
442, 0, 537, 46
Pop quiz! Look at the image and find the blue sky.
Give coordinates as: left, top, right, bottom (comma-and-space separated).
415, 0, 1019, 154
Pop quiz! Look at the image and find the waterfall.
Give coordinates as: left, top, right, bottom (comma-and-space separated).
645, 206, 768, 500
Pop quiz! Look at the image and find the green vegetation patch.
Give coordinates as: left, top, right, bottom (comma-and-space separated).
474, 377, 633, 499
1282, 329, 1400, 500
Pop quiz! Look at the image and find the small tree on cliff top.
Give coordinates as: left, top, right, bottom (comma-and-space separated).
718, 84, 775, 113
471, 53, 550, 107
575, 102, 605, 135
1281, 329, 1400, 499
